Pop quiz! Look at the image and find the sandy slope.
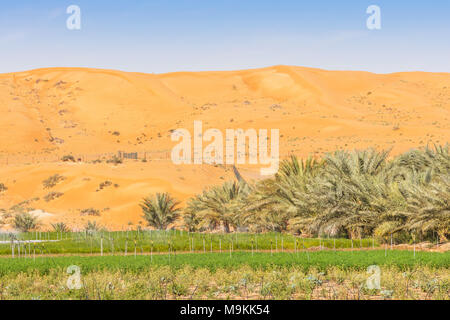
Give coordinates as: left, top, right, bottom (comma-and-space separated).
0, 66, 449, 229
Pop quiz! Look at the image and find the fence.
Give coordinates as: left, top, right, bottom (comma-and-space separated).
0, 150, 172, 166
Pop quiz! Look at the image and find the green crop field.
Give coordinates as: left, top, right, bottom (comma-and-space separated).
0, 251, 448, 300
0, 250, 449, 275
0, 230, 380, 256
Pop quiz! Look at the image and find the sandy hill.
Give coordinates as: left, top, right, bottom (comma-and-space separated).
0, 65, 449, 230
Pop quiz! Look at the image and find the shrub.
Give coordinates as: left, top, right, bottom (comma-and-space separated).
106, 156, 122, 165
0, 183, 7, 192
42, 174, 66, 189
61, 155, 76, 162
44, 192, 64, 202
98, 181, 113, 190
80, 208, 100, 216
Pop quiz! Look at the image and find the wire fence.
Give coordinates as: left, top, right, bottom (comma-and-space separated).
0, 150, 172, 166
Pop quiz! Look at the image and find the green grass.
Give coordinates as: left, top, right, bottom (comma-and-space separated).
0, 250, 448, 276
0, 230, 379, 256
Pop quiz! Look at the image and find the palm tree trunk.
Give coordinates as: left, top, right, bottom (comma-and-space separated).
223, 222, 230, 233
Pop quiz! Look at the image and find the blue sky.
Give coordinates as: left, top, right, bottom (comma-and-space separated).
0, 0, 449, 74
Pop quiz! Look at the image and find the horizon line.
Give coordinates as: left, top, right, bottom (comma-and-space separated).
2, 64, 450, 77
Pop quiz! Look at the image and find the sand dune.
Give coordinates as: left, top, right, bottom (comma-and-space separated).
0, 66, 449, 229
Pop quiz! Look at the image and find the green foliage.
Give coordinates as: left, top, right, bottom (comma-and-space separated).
0, 251, 448, 276
13, 212, 39, 232
183, 210, 200, 232
141, 193, 181, 230
51, 222, 70, 233
184, 145, 449, 241
0, 230, 378, 256
85, 220, 102, 234
186, 181, 249, 232
0, 253, 447, 300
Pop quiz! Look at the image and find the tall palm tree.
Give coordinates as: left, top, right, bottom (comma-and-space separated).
402, 174, 449, 242
141, 193, 181, 230
183, 209, 200, 232
243, 179, 290, 232
186, 181, 248, 233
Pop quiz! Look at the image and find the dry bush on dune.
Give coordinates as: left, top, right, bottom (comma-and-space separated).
42, 174, 66, 189
106, 155, 122, 165
98, 181, 112, 191
61, 155, 76, 162
44, 191, 64, 202
80, 208, 101, 216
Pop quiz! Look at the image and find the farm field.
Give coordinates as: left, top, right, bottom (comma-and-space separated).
0, 231, 380, 256
0, 251, 448, 300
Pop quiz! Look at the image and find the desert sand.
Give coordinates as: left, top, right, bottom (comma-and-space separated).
0, 65, 449, 229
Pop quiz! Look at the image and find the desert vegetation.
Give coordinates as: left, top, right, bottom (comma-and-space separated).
0, 183, 7, 192
43, 191, 63, 202
61, 155, 76, 162
42, 174, 66, 189
180, 145, 449, 243
80, 208, 100, 217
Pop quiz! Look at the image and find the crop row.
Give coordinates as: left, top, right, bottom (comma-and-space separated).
0, 231, 380, 256
0, 250, 448, 276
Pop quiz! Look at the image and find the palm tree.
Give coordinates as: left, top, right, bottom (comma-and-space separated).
310, 149, 403, 238
402, 174, 449, 242
186, 181, 248, 233
141, 193, 181, 230
183, 209, 200, 232
51, 222, 70, 233
243, 179, 290, 232
14, 212, 39, 232
275, 149, 403, 238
